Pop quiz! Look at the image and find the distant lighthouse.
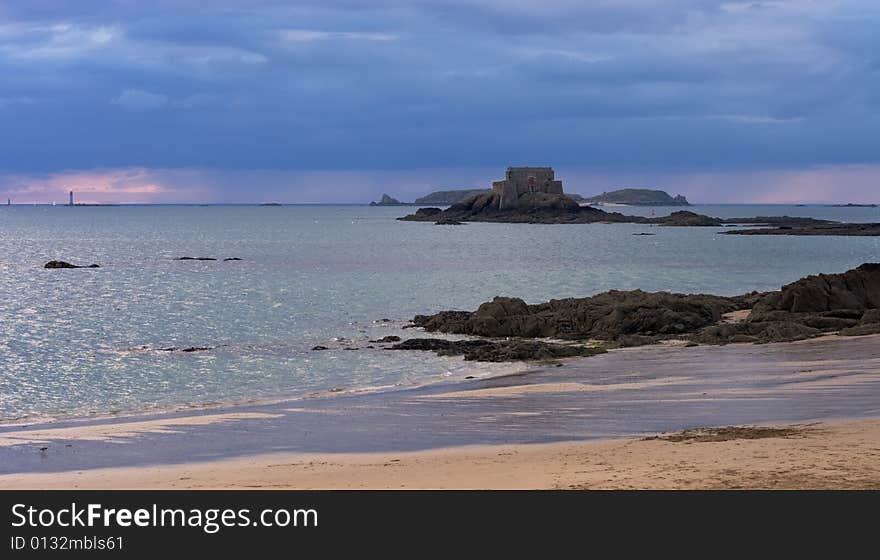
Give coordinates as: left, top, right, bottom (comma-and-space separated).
69, 190, 74, 206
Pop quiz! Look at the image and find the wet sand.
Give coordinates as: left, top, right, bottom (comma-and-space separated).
1, 334, 879, 489
1, 418, 877, 489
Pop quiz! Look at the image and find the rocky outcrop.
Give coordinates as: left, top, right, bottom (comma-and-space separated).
44, 260, 100, 269
390, 338, 607, 362
413, 292, 746, 342
402, 264, 880, 354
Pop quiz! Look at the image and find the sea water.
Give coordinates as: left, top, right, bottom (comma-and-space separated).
1, 203, 878, 422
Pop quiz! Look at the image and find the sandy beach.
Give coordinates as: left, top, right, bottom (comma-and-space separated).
1, 417, 877, 489
0, 334, 878, 490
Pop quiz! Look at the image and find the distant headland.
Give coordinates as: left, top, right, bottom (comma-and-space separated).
583, 188, 690, 206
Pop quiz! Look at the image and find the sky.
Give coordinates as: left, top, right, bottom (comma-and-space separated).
0, 0, 878, 204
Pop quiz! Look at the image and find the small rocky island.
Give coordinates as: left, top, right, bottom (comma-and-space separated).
370, 193, 409, 206
584, 188, 690, 206
396, 165, 880, 234
390, 263, 880, 361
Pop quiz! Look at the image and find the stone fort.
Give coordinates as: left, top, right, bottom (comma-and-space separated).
492, 167, 564, 209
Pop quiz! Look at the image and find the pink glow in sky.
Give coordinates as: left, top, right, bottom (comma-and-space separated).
2, 165, 878, 205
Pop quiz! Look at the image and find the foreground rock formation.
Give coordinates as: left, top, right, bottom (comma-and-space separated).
393, 264, 880, 361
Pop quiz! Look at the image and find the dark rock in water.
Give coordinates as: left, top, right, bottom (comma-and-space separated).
223, 257, 242, 261
44, 260, 100, 269
723, 216, 837, 227
159, 346, 213, 352
633, 232, 656, 236
311, 345, 329, 351
434, 218, 464, 225
651, 211, 722, 227
724, 223, 880, 237
369, 335, 401, 343
390, 338, 606, 362
177, 257, 217, 261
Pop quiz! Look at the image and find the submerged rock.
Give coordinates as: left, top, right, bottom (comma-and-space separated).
44, 260, 100, 269
177, 257, 217, 261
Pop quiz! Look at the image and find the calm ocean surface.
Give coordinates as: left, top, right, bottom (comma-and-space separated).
1, 203, 879, 422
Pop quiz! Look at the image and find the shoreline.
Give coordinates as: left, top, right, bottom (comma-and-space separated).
1, 417, 877, 489
0, 354, 534, 429
1, 333, 878, 488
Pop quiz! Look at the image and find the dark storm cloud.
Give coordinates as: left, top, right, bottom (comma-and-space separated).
0, 0, 878, 201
